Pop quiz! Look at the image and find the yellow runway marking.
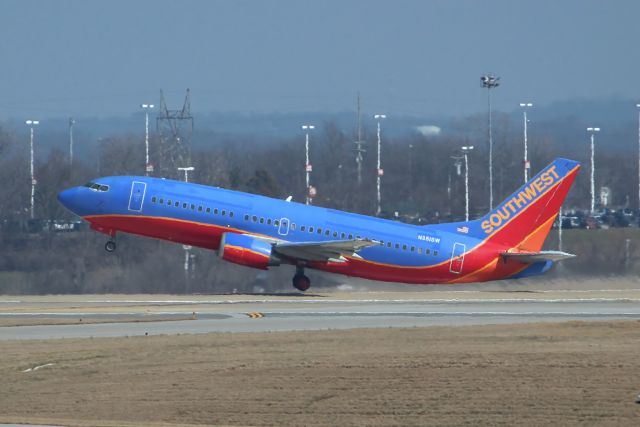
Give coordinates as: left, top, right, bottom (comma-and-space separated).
246, 312, 264, 319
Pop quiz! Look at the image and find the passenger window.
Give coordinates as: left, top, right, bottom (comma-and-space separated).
411, 246, 415, 252
418, 248, 422, 254
348, 234, 353, 239
291, 223, 296, 230
387, 242, 391, 248
175, 201, 179, 207
190, 204, 195, 210
402, 244, 407, 250
434, 250, 439, 256
267, 219, 272, 225
206, 207, 211, 213
325, 230, 330, 236
425, 249, 431, 255
252, 215, 257, 222
333, 231, 338, 237
301, 225, 306, 231
274, 220, 280, 226
341, 232, 346, 239
152, 197, 157, 203
259, 217, 264, 223
198, 206, 203, 212
229, 212, 234, 218
167, 199, 172, 205
395, 243, 400, 249
182, 203, 187, 209
159, 198, 164, 204
222, 210, 226, 216
317, 228, 322, 235
244, 214, 249, 221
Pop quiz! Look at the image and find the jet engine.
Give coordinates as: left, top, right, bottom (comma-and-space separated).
218, 232, 281, 270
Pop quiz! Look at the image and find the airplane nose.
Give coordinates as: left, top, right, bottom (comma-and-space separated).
57, 187, 78, 211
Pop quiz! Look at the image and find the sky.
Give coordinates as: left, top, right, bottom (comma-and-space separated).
1, 0, 639, 119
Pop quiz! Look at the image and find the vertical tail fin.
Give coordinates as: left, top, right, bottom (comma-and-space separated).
477, 158, 580, 251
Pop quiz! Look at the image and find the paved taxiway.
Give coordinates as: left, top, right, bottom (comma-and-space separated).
2, 290, 640, 340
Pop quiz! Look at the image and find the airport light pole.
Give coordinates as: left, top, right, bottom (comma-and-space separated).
178, 166, 195, 285
68, 117, 75, 165
374, 114, 386, 216
519, 102, 533, 183
141, 103, 155, 175
587, 127, 600, 214
481, 73, 500, 209
177, 166, 194, 183
558, 206, 563, 252
25, 120, 39, 219
461, 146, 474, 221
302, 125, 315, 205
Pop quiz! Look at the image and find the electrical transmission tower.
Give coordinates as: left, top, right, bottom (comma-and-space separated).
156, 89, 194, 178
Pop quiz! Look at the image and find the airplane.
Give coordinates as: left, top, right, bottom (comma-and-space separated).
57, 158, 580, 291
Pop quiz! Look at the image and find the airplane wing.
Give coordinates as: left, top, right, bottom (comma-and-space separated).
500, 250, 576, 263
273, 239, 381, 262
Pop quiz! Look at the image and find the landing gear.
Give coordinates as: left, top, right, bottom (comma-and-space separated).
104, 240, 116, 252
292, 265, 310, 291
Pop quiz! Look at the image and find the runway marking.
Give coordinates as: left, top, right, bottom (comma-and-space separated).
22, 363, 55, 373
246, 312, 264, 319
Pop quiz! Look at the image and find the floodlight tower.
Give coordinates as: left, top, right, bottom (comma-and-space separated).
519, 102, 533, 182
25, 120, 39, 219
302, 125, 315, 205
374, 114, 386, 216
587, 127, 601, 214
481, 73, 500, 209
461, 146, 474, 221
141, 103, 155, 175
68, 117, 75, 165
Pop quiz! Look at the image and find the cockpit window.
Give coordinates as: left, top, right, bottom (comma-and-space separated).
83, 181, 110, 192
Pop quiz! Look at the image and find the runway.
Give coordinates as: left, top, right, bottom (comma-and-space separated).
2, 290, 640, 340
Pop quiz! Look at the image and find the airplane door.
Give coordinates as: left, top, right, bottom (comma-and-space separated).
278, 217, 290, 236
449, 242, 466, 274
128, 181, 147, 212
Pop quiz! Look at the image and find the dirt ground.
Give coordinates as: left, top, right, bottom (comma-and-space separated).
1, 321, 639, 426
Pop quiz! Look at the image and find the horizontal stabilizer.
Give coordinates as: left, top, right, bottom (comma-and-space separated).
500, 250, 576, 263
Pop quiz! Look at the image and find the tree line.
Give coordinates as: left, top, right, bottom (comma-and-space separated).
0, 113, 638, 294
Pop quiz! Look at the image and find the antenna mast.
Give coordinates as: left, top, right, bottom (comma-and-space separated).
354, 92, 365, 186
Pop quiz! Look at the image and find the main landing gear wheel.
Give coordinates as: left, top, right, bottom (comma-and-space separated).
105, 240, 116, 252
292, 274, 310, 292
292, 265, 310, 291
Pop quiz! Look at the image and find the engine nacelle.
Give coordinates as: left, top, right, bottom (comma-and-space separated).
218, 232, 280, 270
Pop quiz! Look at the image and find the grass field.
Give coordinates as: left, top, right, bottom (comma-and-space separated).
1, 321, 640, 426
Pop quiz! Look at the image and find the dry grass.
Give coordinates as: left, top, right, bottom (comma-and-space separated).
1, 321, 639, 426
